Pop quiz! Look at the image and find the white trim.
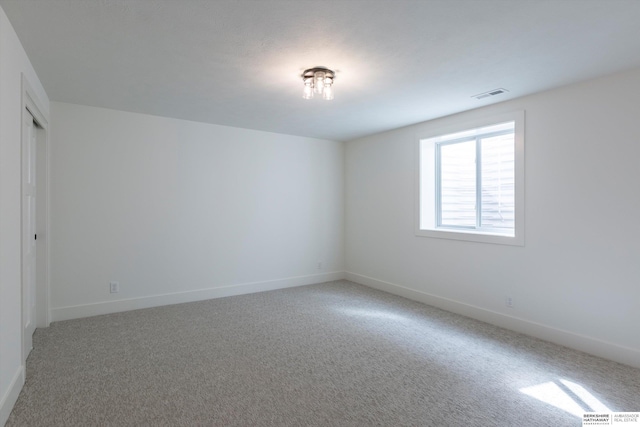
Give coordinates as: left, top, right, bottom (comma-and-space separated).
345, 272, 640, 369
415, 110, 525, 246
21, 73, 51, 329
0, 366, 25, 426
52, 271, 346, 322
22, 75, 48, 127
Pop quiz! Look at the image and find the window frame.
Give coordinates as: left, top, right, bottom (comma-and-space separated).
415, 111, 525, 246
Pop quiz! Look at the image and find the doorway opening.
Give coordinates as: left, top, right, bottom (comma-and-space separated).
21, 74, 50, 364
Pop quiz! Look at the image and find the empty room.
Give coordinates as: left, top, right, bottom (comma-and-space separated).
1, 0, 639, 426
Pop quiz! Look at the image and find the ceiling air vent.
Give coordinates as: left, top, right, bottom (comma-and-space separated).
473, 88, 509, 100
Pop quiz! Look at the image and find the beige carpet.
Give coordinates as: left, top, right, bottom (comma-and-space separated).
7, 280, 640, 426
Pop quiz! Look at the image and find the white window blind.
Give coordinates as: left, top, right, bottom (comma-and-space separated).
437, 123, 515, 235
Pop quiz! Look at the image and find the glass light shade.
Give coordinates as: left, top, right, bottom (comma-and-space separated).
314, 71, 325, 94
322, 85, 334, 100
302, 84, 314, 99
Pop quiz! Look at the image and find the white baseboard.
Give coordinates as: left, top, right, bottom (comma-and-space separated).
52, 271, 346, 322
0, 366, 24, 427
345, 272, 640, 369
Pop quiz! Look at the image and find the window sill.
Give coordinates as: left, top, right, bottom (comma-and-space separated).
416, 227, 524, 246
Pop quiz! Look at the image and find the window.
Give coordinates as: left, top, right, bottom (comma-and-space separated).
417, 111, 524, 245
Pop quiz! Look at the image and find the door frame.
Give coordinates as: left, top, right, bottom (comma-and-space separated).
21, 74, 50, 365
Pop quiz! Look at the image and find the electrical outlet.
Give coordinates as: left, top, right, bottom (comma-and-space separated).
110, 281, 119, 294
317, 261, 323, 270
506, 296, 514, 308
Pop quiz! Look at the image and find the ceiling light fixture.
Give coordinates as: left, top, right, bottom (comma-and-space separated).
301, 67, 335, 100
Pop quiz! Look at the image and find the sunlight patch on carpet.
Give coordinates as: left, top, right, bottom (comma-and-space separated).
520, 379, 611, 417
336, 307, 413, 323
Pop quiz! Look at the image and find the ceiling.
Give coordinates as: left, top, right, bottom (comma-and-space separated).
2, 0, 640, 142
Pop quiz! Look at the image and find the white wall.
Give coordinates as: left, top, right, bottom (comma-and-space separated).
0, 5, 49, 425
50, 102, 344, 320
345, 67, 640, 368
